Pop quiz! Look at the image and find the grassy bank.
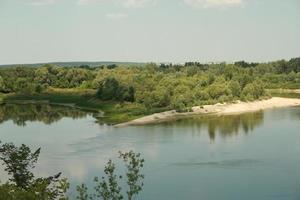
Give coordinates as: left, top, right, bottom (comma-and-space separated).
2, 88, 162, 124
267, 89, 300, 99
0, 93, 4, 104
3, 88, 298, 125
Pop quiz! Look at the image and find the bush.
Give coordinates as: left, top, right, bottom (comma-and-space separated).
0, 76, 5, 93
0, 142, 146, 200
171, 95, 187, 112
228, 80, 241, 97
0, 142, 69, 200
193, 89, 210, 101
207, 83, 230, 99
97, 77, 135, 102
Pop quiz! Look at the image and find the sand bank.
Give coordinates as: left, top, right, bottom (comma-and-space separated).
115, 97, 300, 127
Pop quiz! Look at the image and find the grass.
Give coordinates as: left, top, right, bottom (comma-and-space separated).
0, 93, 4, 103
266, 83, 300, 89
2, 88, 162, 124
267, 89, 300, 99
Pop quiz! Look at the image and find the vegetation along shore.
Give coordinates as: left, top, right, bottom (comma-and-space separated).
0, 57, 299, 124
116, 97, 300, 127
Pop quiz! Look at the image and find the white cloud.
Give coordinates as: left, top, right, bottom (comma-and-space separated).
106, 13, 128, 19
29, 0, 56, 6
184, 0, 243, 8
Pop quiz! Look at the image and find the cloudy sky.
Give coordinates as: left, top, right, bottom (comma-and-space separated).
0, 0, 299, 64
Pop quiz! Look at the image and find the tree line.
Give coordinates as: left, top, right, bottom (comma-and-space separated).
0, 58, 299, 111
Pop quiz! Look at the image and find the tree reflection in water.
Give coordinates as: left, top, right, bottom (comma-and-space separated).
0, 103, 93, 126
163, 111, 264, 141
0, 103, 267, 141
206, 112, 264, 141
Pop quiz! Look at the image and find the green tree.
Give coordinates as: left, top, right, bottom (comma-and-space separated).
97, 77, 135, 102
0, 142, 69, 200
193, 88, 210, 101
119, 151, 145, 200
207, 83, 230, 100
0, 143, 40, 188
0, 75, 5, 92
223, 65, 236, 80
34, 67, 52, 87
171, 95, 187, 112
241, 81, 264, 100
228, 80, 241, 97
14, 78, 35, 94
116, 85, 135, 102
237, 73, 252, 88
0, 141, 146, 200
76, 184, 89, 200
97, 77, 120, 101
95, 159, 123, 200
76, 151, 145, 200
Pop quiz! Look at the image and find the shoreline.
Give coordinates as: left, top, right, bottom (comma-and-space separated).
267, 89, 300, 94
115, 97, 300, 127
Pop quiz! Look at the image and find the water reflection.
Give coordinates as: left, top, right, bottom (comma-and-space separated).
174, 158, 262, 168
0, 103, 93, 126
291, 106, 300, 119
0, 103, 265, 141
162, 111, 264, 141
1, 105, 300, 200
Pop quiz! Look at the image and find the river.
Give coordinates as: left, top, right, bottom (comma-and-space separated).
0, 103, 300, 200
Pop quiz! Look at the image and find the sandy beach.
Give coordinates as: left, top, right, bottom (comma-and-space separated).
115, 97, 300, 127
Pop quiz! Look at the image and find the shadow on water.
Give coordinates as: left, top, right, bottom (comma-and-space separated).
0, 103, 96, 126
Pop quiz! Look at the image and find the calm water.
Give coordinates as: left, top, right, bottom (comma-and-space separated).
0, 103, 300, 200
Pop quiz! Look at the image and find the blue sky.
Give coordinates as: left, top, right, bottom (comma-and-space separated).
0, 0, 299, 64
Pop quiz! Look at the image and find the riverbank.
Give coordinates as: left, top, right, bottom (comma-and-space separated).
0, 93, 4, 104
268, 89, 300, 99
267, 88, 300, 94
1, 90, 163, 124
115, 97, 300, 127
2, 89, 300, 125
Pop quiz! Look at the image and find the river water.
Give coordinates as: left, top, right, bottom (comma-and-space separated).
0, 103, 300, 200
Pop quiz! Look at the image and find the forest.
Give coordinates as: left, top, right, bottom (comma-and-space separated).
0, 58, 299, 119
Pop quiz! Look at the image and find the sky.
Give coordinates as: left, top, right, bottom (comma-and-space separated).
0, 0, 299, 64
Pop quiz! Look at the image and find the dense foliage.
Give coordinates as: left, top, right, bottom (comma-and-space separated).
0, 58, 299, 111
